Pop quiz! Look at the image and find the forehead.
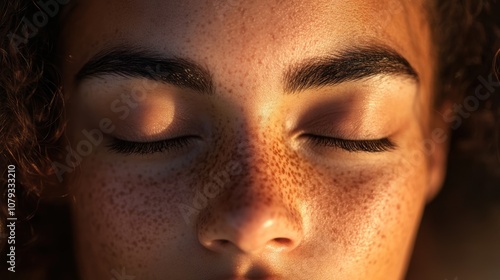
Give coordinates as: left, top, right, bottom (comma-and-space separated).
60, 0, 431, 79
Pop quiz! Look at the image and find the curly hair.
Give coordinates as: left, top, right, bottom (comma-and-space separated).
0, 0, 70, 278
0, 0, 499, 279
427, 0, 500, 173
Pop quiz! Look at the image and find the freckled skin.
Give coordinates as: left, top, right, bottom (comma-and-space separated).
60, 0, 447, 279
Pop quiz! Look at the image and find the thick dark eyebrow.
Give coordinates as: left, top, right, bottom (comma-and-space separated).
283, 45, 418, 93
75, 47, 214, 95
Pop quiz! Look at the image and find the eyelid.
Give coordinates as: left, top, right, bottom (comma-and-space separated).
107, 136, 199, 155
303, 134, 396, 153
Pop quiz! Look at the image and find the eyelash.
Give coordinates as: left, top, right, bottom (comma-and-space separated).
107, 137, 195, 155
108, 135, 395, 155
304, 135, 396, 153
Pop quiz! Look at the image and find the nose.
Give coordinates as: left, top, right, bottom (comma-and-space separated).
199, 203, 303, 253
197, 126, 304, 254
197, 170, 304, 254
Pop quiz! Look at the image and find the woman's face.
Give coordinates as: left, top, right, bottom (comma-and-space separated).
59, 0, 446, 279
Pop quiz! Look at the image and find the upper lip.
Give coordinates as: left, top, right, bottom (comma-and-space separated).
205, 258, 281, 280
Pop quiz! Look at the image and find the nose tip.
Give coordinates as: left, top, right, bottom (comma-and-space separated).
199, 207, 303, 254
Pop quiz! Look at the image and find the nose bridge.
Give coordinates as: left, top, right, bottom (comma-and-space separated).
227, 127, 299, 204
235, 137, 284, 185
218, 129, 298, 215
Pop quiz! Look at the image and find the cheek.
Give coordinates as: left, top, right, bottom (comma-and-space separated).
70, 156, 193, 272
304, 153, 428, 276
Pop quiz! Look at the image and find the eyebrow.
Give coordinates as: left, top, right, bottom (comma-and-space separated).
76, 47, 215, 94
283, 45, 418, 93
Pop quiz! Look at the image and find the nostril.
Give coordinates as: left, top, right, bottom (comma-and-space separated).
209, 238, 294, 252
215, 239, 230, 246
272, 237, 293, 246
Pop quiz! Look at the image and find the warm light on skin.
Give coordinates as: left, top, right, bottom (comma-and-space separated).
59, 0, 445, 279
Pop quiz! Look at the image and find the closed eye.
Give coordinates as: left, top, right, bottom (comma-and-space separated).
304, 134, 396, 152
107, 136, 199, 155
